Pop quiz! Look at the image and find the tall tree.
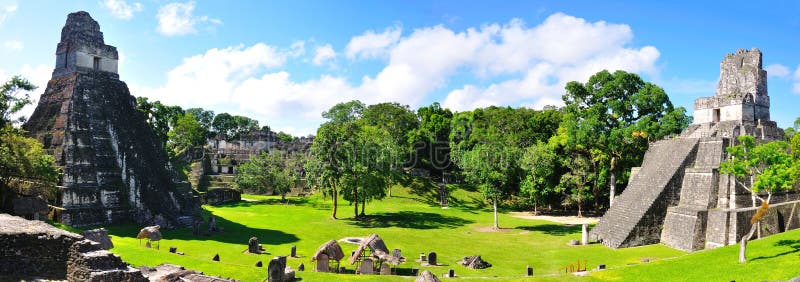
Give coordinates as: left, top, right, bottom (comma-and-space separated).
136, 97, 184, 148
411, 102, 454, 176
457, 143, 520, 229
562, 70, 690, 208
720, 135, 799, 263
0, 76, 36, 127
519, 141, 560, 215
235, 150, 295, 200
185, 107, 215, 138
167, 113, 206, 152
306, 101, 364, 219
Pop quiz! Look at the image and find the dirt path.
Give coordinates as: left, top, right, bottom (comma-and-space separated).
509, 212, 599, 225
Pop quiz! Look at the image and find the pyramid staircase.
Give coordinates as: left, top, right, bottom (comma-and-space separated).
591, 138, 699, 248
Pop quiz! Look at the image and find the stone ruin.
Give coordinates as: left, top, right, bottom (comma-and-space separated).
591, 48, 800, 251
0, 213, 145, 281
22, 11, 199, 228
459, 255, 492, 269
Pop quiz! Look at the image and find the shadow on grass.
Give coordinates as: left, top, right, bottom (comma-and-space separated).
102, 209, 299, 247
750, 239, 800, 261
518, 224, 580, 236
347, 211, 474, 229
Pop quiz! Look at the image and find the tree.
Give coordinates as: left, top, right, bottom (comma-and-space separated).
212, 113, 235, 139
167, 113, 206, 152
519, 141, 559, 215
136, 97, 184, 148
411, 102, 454, 176
457, 143, 520, 229
362, 102, 418, 148
0, 76, 36, 127
562, 70, 690, 208
277, 131, 296, 143
306, 101, 364, 219
185, 107, 215, 138
0, 127, 60, 204
235, 150, 295, 200
720, 135, 800, 263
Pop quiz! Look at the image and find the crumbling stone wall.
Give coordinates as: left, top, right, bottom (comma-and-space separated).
0, 213, 146, 281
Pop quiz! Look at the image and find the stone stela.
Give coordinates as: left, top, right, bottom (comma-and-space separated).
590, 48, 799, 252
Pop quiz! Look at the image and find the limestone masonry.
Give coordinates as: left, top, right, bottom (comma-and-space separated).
22, 11, 199, 228
591, 48, 799, 251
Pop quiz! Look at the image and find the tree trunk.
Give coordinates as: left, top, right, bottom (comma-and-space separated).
577, 201, 583, 218
739, 223, 758, 263
353, 190, 359, 219
360, 197, 366, 217
331, 183, 338, 219
609, 158, 617, 208
493, 195, 499, 230
533, 201, 538, 216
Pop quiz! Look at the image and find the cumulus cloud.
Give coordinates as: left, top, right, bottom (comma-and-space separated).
0, 3, 17, 24
765, 64, 790, 78
3, 40, 22, 51
101, 0, 142, 20
139, 13, 661, 136
345, 25, 402, 60
156, 1, 220, 36
312, 44, 336, 66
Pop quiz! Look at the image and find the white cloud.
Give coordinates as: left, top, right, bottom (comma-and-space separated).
3, 40, 22, 51
793, 65, 800, 94
139, 13, 661, 136
312, 44, 336, 66
0, 4, 17, 24
156, 1, 220, 36
135, 43, 286, 107
101, 0, 142, 20
345, 25, 402, 60
765, 64, 790, 78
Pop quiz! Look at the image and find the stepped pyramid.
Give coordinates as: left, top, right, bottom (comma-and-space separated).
591, 48, 800, 251
22, 11, 199, 228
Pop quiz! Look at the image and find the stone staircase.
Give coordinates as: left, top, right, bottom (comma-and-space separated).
591, 138, 699, 248
661, 137, 727, 251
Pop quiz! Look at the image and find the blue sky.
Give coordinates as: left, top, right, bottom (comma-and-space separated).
1, 0, 798, 136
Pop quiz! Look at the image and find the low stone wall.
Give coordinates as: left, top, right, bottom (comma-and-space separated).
0, 213, 146, 281
0, 213, 82, 279
705, 200, 800, 249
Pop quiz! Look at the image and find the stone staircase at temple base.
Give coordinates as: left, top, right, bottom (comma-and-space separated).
660, 137, 727, 251
590, 138, 699, 248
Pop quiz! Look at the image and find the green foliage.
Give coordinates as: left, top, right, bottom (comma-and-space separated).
720, 135, 799, 195
321, 100, 364, 123
362, 102, 419, 148
136, 97, 185, 148
235, 150, 295, 197
560, 70, 689, 208
411, 102, 454, 174
0, 126, 60, 186
0, 75, 36, 127
185, 107, 215, 138
167, 113, 206, 152
211, 113, 260, 140
276, 131, 296, 143
519, 142, 560, 213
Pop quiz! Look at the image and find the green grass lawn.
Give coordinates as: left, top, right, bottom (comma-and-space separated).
61, 178, 800, 281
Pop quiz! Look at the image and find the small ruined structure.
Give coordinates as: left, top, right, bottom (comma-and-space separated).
415, 270, 441, 282
348, 234, 405, 267
311, 240, 345, 272
248, 236, 265, 254
459, 255, 492, 269
267, 256, 296, 282
138, 264, 239, 282
22, 11, 199, 228
591, 48, 800, 251
0, 213, 146, 281
137, 225, 162, 249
